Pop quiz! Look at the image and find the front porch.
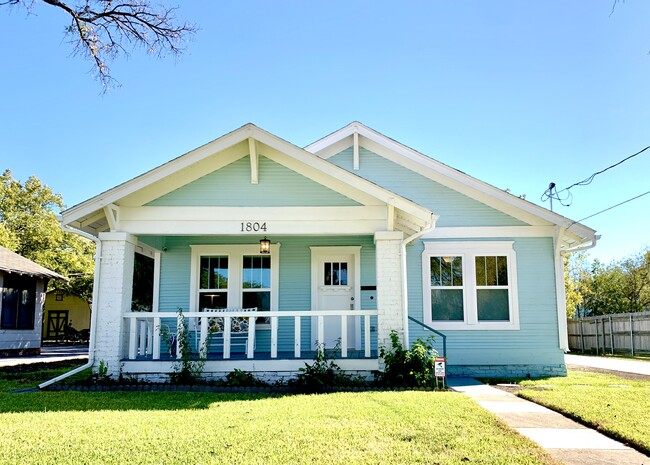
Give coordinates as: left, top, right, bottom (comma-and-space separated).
122, 309, 380, 376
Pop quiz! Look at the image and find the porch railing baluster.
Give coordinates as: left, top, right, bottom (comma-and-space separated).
124, 309, 378, 362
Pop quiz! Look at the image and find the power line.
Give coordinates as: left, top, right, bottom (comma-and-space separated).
541, 144, 650, 209
558, 144, 650, 194
574, 188, 650, 225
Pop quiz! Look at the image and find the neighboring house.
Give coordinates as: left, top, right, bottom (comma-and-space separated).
0, 246, 66, 356
59, 123, 597, 380
42, 291, 91, 341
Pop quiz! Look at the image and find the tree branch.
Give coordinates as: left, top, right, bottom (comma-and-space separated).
3, 0, 196, 90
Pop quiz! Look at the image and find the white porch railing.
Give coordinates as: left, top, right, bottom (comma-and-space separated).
123, 310, 378, 361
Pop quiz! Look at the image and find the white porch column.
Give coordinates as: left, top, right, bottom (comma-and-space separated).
374, 231, 405, 360
95, 232, 137, 376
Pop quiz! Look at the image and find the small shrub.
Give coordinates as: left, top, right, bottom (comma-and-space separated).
225, 369, 266, 387
290, 342, 364, 393
378, 330, 438, 388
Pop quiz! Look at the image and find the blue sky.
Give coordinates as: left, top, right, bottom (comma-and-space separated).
1, 1, 649, 263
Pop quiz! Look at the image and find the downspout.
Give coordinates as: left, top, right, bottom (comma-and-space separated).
400, 213, 437, 349
553, 227, 600, 353
39, 222, 102, 389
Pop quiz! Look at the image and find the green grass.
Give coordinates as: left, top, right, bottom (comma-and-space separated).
0, 364, 559, 465
519, 370, 650, 454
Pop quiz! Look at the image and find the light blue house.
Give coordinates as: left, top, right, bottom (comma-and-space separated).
57, 123, 597, 381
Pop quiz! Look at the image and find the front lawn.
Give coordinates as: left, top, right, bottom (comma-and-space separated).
519, 370, 650, 454
0, 364, 559, 465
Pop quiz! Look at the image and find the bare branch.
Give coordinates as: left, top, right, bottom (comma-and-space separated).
2, 0, 196, 90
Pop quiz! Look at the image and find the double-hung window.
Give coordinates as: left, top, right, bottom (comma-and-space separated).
190, 244, 279, 327
422, 242, 519, 330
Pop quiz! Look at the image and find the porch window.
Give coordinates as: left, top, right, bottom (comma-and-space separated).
199, 256, 228, 310
1, 274, 36, 330
190, 244, 280, 326
242, 255, 271, 323
422, 241, 519, 330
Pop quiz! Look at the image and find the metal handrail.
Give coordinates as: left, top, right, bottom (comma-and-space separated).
408, 316, 446, 359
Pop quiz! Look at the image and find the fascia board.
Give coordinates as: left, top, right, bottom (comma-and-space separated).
252, 129, 433, 222
63, 122, 433, 229
61, 124, 256, 224
306, 122, 597, 242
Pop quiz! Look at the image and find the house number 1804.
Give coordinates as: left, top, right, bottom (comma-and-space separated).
241, 222, 267, 232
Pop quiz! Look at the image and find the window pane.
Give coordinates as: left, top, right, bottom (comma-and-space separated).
451, 257, 463, 286
1, 287, 18, 328
477, 289, 509, 321
475, 256, 486, 286
431, 289, 464, 321
497, 256, 508, 285
199, 292, 227, 310
243, 255, 271, 289
485, 256, 497, 285
339, 262, 348, 285
431, 257, 462, 287
324, 262, 332, 285
17, 286, 35, 329
243, 291, 270, 324
201, 256, 228, 290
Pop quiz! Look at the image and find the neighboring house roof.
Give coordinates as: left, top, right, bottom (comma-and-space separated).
0, 246, 67, 281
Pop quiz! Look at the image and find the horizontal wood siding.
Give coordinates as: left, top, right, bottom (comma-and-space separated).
329, 148, 526, 227
147, 156, 360, 207
408, 237, 563, 366
152, 235, 376, 354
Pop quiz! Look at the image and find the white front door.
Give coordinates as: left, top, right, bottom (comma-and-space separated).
311, 247, 361, 351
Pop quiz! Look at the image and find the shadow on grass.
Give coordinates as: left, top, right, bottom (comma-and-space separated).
0, 360, 285, 413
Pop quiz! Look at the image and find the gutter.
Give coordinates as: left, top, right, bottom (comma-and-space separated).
400, 213, 438, 349
39, 222, 102, 389
560, 236, 600, 255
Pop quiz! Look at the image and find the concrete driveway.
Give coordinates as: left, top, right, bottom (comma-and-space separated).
0, 345, 88, 368
565, 353, 650, 376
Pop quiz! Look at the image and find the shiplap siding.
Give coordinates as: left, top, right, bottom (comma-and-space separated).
329, 148, 526, 227
147, 155, 360, 207
146, 235, 377, 354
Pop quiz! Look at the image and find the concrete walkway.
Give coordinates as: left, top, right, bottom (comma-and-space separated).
565, 354, 650, 376
447, 377, 649, 465
0, 345, 88, 368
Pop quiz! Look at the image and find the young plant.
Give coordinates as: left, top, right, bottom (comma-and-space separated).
168, 308, 208, 385
378, 330, 439, 388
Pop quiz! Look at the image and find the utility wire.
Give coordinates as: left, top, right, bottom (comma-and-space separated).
541, 144, 650, 209
570, 188, 650, 227
558, 144, 650, 195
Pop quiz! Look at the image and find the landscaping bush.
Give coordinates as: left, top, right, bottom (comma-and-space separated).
377, 330, 438, 388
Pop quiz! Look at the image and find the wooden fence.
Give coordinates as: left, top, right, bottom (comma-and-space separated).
567, 311, 650, 355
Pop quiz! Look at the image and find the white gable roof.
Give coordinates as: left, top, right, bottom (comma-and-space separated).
62, 124, 435, 237
305, 122, 598, 249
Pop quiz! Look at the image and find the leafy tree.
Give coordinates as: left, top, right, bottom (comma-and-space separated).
1, 0, 195, 89
566, 249, 650, 317
0, 169, 94, 301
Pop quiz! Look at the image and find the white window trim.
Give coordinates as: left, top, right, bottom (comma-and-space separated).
422, 241, 519, 330
190, 244, 280, 326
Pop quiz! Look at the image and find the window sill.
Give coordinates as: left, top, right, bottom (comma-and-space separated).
427, 321, 520, 331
